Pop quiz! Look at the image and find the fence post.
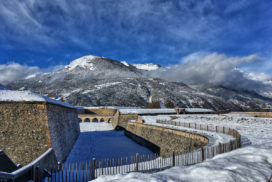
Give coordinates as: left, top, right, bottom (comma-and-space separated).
58, 162, 62, 171
35, 166, 40, 182
201, 147, 205, 161
230, 140, 233, 151
172, 151, 175, 166
207, 125, 208, 131
31, 165, 35, 181
92, 158, 96, 179
101, 160, 104, 175
218, 143, 222, 154
189, 123, 190, 128
216, 126, 218, 133
238, 136, 241, 148
135, 153, 139, 172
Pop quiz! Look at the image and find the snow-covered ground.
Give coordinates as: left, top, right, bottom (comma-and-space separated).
79, 122, 114, 132
142, 115, 234, 145
94, 114, 272, 182
65, 123, 153, 163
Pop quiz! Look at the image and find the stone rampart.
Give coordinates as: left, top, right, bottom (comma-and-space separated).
125, 122, 208, 157
230, 112, 272, 118
46, 103, 80, 162
112, 112, 208, 157
0, 101, 79, 165
85, 108, 117, 116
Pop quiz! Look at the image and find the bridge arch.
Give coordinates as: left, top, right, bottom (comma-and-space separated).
84, 118, 90, 122
78, 114, 114, 123
92, 118, 98, 122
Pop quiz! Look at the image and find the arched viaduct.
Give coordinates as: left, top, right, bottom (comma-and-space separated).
78, 114, 113, 123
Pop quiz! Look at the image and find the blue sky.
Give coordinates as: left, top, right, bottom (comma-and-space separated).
0, 0, 271, 73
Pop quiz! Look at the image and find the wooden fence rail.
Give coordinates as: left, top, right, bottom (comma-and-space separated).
11, 120, 241, 182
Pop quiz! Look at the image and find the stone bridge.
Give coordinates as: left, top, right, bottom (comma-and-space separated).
78, 114, 113, 123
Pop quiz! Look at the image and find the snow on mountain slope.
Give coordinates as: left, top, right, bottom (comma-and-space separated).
121, 61, 161, 71
133, 63, 161, 71
65, 55, 99, 71
121, 61, 130, 67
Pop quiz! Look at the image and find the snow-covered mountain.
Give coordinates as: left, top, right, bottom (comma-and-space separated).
7, 55, 272, 111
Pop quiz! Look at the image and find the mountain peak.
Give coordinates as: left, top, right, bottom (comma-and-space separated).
65, 55, 102, 71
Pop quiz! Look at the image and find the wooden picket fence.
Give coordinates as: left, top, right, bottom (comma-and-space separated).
39, 120, 241, 182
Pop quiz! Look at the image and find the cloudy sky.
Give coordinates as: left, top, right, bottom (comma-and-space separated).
0, 0, 271, 77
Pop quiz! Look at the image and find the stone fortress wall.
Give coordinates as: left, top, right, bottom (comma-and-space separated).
0, 101, 80, 165
46, 103, 80, 162
230, 112, 272, 118
112, 112, 208, 157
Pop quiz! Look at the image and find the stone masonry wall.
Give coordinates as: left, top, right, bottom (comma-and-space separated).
125, 121, 208, 157
46, 103, 80, 162
113, 113, 138, 129
0, 102, 80, 165
86, 108, 117, 116
0, 102, 50, 165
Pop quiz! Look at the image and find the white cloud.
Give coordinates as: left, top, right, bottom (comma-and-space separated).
248, 72, 272, 85
0, 63, 41, 84
180, 52, 209, 64
151, 53, 268, 92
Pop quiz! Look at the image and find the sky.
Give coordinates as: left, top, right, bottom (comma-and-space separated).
0, 0, 271, 77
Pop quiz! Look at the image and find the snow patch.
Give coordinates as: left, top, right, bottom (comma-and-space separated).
121, 61, 130, 67
25, 74, 36, 79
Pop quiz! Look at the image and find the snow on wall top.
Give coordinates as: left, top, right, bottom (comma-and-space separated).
185, 108, 214, 113
0, 90, 75, 109
82, 106, 141, 110
65, 55, 100, 71
119, 108, 176, 114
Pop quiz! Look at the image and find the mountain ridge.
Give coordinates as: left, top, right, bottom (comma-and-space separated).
7, 55, 272, 111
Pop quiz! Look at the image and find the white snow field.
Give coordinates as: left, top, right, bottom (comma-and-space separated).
65, 123, 153, 163
93, 114, 272, 182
